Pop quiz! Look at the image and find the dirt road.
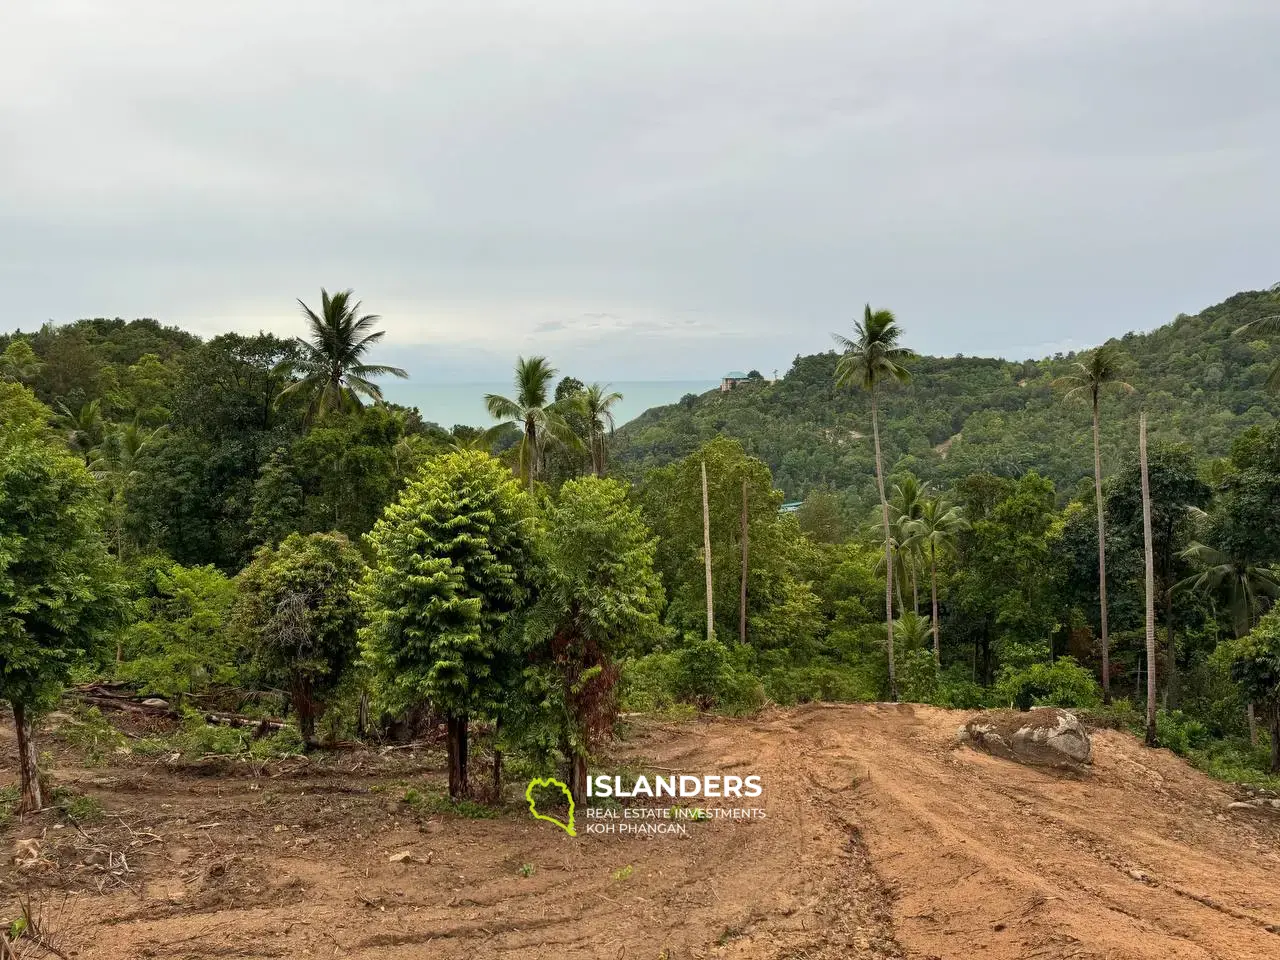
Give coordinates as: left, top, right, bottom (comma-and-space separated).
3, 703, 1279, 958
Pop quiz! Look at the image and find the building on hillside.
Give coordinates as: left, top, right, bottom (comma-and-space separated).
779, 501, 803, 514
720, 371, 749, 392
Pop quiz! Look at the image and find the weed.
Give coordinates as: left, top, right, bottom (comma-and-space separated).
518, 863, 535, 878
60, 706, 128, 767
0, 785, 19, 829
402, 787, 498, 820
51, 788, 104, 824
612, 864, 634, 882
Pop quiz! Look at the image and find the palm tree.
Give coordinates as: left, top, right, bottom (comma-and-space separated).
56, 398, 106, 463
834, 305, 914, 700
1177, 541, 1280, 640
1053, 344, 1134, 702
890, 475, 929, 613
484, 357, 581, 488
904, 496, 969, 666
1234, 312, 1280, 389
276, 288, 407, 420
574, 383, 624, 477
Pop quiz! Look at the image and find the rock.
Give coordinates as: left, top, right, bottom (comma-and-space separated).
958, 708, 1092, 770
141, 697, 169, 708
1128, 869, 1150, 882
1228, 801, 1258, 811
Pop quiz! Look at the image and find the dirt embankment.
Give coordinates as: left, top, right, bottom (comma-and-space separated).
3, 703, 1279, 959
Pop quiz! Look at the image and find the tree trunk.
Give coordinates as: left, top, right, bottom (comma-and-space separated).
739, 477, 749, 646
357, 689, 370, 738
701, 460, 714, 641
930, 547, 941, 667
1140, 413, 1158, 747
525, 420, 538, 489
447, 714, 470, 799
871, 392, 896, 701
294, 676, 316, 747
13, 701, 44, 813
1247, 703, 1258, 746
570, 750, 589, 805
1270, 706, 1280, 774
1164, 587, 1179, 710
911, 566, 919, 616
1092, 394, 1112, 704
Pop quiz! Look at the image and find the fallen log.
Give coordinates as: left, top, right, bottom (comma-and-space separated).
65, 687, 288, 733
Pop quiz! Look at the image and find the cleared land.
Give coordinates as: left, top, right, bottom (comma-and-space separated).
3, 703, 1279, 958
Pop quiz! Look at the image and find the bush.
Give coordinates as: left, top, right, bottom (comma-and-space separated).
1155, 710, 1212, 755
994, 657, 1102, 710
620, 636, 764, 715
762, 665, 878, 705
895, 649, 940, 704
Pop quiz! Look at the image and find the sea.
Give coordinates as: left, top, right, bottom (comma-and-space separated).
381, 380, 719, 431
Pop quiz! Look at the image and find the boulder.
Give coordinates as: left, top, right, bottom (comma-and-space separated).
958, 707, 1092, 770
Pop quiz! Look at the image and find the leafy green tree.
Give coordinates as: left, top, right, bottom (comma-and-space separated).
795, 487, 848, 544
1105, 444, 1209, 705
526, 478, 663, 800
1233, 310, 1280, 390
276, 288, 408, 420
118, 557, 238, 699
235, 533, 366, 745
0, 339, 44, 384
951, 473, 1063, 683
484, 356, 581, 488
1, 387, 122, 811
360, 450, 539, 797
834, 304, 913, 699
1225, 611, 1280, 771
904, 495, 968, 664
1053, 344, 1134, 702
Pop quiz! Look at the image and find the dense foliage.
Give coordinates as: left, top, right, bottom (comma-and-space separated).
6, 282, 1280, 807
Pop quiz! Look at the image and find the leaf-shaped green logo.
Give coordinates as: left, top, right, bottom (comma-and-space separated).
526, 777, 576, 836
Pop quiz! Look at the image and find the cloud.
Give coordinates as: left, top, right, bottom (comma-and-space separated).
2, 1, 1277, 378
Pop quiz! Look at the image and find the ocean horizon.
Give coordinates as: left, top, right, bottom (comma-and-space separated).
381, 379, 719, 430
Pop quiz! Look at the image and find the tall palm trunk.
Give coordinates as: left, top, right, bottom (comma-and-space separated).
1140, 413, 1158, 746
739, 477, 749, 645
929, 543, 940, 666
524, 418, 538, 489
871, 392, 896, 700
1092, 393, 1112, 703
592, 429, 605, 478
702, 460, 714, 641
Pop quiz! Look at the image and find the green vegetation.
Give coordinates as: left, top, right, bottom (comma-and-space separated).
6, 283, 1280, 812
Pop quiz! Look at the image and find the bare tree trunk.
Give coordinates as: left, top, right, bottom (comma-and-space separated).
570, 750, 589, 805
357, 689, 370, 738
739, 477, 748, 645
447, 714, 469, 799
1248, 703, 1258, 746
702, 460, 714, 641
871, 392, 896, 701
911, 566, 919, 616
1269, 706, 1280, 774
1092, 394, 1111, 704
930, 546, 940, 667
492, 716, 503, 798
13, 702, 44, 813
1140, 413, 1158, 747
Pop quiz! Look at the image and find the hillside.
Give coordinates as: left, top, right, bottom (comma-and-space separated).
7, 703, 1279, 958
613, 287, 1280, 506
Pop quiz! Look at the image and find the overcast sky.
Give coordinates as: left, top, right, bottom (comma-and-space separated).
2, 1, 1277, 380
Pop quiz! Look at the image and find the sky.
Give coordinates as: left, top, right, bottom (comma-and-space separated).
2, 1, 1278, 381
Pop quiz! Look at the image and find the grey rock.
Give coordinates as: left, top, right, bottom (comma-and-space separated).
958, 708, 1092, 770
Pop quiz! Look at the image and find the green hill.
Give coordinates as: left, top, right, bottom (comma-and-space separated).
613, 286, 1280, 508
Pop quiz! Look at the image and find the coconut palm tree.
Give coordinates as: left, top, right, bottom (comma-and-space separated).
904, 496, 969, 665
484, 357, 581, 488
1176, 541, 1280, 640
834, 305, 914, 700
276, 288, 407, 420
1053, 344, 1134, 702
56, 398, 106, 463
574, 383, 624, 477
1233, 312, 1280, 389
890, 475, 929, 613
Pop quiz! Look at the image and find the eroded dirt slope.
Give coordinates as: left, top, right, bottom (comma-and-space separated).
2, 703, 1278, 959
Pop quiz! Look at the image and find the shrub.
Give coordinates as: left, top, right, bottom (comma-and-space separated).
1155, 710, 1212, 755
994, 657, 1102, 710
762, 665, 878, 705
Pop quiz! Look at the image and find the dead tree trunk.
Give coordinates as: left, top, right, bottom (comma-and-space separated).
570, 750, 589, 805
1140, 412, 1158, 747
702, 460, 714, 641
739, 477, 748, 645
13, 702, 44, 813
447, 714, 470, 799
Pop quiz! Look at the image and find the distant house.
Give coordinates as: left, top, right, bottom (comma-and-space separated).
779, 501, 803, 514
720, 371, 749, 392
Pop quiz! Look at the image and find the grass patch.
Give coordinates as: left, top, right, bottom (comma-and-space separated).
0, 785, 20, 829
402, 787, 498, 820
51, 787, 104, 824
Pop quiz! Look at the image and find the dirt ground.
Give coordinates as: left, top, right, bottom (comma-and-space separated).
3, 702, 1280, 959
